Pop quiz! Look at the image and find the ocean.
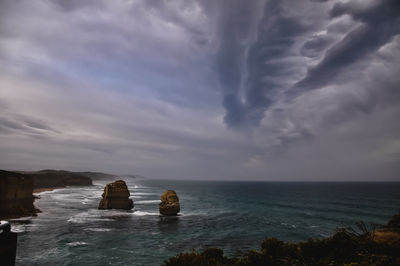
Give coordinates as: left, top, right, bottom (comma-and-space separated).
11, 179, 400, 265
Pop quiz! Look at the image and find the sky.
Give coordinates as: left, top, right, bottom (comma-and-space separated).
0, 0, 399, 181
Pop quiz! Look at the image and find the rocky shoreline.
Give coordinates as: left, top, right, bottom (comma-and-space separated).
0, 169, 102, 219
1, 169, 178, 219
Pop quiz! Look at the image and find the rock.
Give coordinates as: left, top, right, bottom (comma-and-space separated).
98, 180, 133, 210
159, 190, 180, 216
0, 170, 38, 219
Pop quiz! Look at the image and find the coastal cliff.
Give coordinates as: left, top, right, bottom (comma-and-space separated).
0, 170, 37, 219
0, 169, 99, 219
29, 170, 93, 189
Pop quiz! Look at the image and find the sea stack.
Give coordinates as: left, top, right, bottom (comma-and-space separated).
98, 180, 133, 210
159, 190, 180, 216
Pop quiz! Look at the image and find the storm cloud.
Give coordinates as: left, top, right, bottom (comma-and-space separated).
0, 0, 399, 181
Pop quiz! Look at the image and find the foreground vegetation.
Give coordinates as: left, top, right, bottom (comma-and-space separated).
164, 213, 400, 266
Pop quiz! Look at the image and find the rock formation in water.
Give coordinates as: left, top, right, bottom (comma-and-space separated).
159, 190, 180, 216
98, 180, 133, 210
0, 170, 38, 219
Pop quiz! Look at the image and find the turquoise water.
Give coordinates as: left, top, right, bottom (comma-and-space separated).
12, 180, 400, 265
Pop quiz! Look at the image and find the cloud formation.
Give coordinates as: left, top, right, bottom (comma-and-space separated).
295, 0, 400, 92
0, 0, 399, 180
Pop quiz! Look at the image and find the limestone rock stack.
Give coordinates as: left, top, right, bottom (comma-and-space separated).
98, 180, 133, 210
159, 190, 180, 216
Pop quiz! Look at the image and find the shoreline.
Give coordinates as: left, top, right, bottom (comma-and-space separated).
33, 187, 62, 194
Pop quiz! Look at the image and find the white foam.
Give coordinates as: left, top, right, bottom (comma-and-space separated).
51, 194, 82, 202
81, 198, 93, 204
135, 200, 161, 204
84, 228, 113, 232
67, 211, 115, 224
66, 241, 88, 247
10, 217, 33, 221
178, 212, 204, 217
97, 209, 135, 217
34, 188, 67, 195
10, 225, 28, 233
133, 211, 159, 216
132, 192, 158, 195
93, 182, 108, 186
67, 217, 114, 224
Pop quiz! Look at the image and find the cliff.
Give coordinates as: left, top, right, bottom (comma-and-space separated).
0, 170, 37, 219
26, 170, 93, 189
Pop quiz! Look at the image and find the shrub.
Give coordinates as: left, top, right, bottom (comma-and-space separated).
164, 213, 400, 266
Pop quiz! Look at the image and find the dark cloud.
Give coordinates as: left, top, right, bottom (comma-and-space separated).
24, 120, 54, 131
300, 34, 335, 58
294, 0, 400, 92
210, 0, 263, 127
0, 117, 26, 133
326, 15, 354, 34
0, 116, 58, 135
219, 0, 310, 127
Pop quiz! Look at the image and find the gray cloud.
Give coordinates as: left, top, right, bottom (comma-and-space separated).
300, 34, 335, 58
218, 0, 312, 127
294, 0, 400, 92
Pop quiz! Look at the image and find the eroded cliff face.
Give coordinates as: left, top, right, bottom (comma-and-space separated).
0, 170, 37, 219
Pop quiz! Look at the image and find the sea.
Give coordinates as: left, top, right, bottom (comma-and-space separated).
10, 179, 400, 266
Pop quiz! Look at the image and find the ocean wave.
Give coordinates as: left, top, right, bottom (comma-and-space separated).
66, 241, 88, 247
135, 200, 161, 204
9, 224, 32, 233
67, 217, 114, 224
131, 192, 159, 195
133, 211, 159, 216
34, 188, 68, 195
51, 194, 84, 202
67, 211, 116, 224
81, 198, 94, 204
84, 228, 113, 232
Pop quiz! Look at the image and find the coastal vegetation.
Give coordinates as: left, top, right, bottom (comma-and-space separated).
164, 213, 400, 266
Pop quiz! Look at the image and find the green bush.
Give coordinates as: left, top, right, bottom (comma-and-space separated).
163, 213, 400, 266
